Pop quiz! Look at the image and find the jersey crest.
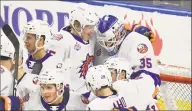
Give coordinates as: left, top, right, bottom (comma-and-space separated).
137, 43, 148, 53
26, 50, 54, 69
32, 76, 39, 85
0, 67, 5, 73
79, 54, 94, 79
74, 42, 81, 51
52, 34, 63, 41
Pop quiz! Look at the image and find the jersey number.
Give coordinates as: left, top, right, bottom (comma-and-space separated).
113, 97, 127, 108
140, 58, 152, 68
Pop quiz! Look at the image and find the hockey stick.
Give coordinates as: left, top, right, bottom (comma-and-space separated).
31, 61, 43, 75
2, 24, 19, 96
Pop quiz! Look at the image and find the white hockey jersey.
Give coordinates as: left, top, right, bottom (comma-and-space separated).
16, 73, 40, 110
112, 74, 156, 110
86, 91, 127, 110
94, 32, 160, 86
53, 28, 96, 93
20, 86, 86, 110
24, 49, 64, 74
117, 32, 159, 74
16, 71, 87, 110
0, 65, 13, 96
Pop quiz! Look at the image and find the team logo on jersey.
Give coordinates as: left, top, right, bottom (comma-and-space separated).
79, 54, 94, 79
23, 94, 30, 102
0, 67, 5, 73
137, 43, 148, 53
74, 42, 81, 51
56, 63, 63, 69
52, 34, 63, 41
32, 76, 39, 85
125, 13, 163, 56
96, 49, 101, 56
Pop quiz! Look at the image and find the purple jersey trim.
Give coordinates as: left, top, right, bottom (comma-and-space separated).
26, 51, 52, 69
41, 86, 70, 111
62, 26, 89, 45
131, 70, 161, 86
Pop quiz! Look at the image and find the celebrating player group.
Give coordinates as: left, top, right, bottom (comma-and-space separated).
0, 3, 161, 111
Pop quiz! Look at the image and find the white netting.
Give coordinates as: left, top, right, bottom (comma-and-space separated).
157, 64, 191, 110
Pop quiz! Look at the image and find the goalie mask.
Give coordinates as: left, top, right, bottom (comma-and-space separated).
104, 57, 133, 82
96, 15, 127, 56
86, 65, 112, 94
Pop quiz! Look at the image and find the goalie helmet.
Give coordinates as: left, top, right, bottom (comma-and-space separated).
69, 3, 99, 32
0, 30, 15, 58
96, 15, 127, 56
104, 57, 133, 80
86, 65, 112, 94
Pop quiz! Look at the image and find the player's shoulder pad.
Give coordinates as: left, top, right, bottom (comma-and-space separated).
112, 80, 128, 91
0, 66, 6, 74
59, 29, 73, 41
86, 98, 101, 110
128, 31, 150, 42
0, 66, 12, 80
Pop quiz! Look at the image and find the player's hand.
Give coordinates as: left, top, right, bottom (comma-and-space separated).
157, 59, 161, 65
81, 95, 89, 104
148, 31, 155, 44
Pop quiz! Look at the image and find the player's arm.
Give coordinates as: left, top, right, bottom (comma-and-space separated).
130, 24, 155, 44
54, 31, 71, 62
0, 74, 13, 96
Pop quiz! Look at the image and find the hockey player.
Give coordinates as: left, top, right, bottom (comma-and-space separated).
94, 15, 161, 98
85, 64, 154, 110
56, 3, 98, 93
103, 57, 133, 82
49, 3, 99, 106
103, 57, 159, 110
85, 65, 129, 110
0, 31, 15, 96
16, 54, 73, 110
0, 33, 29, 110
19, 68, 67, 110
17, 59, 86, 110
22, 19, 63, 73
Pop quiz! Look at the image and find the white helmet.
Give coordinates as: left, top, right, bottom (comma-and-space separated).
69, 3, 99, 34
22, 19, 52, 54
96, 15, 127, 56
0, 30, 15, 58
86, 65, 112, 94
104, 57, 133, 81
39, 69, 64, 85
39, 68, 65, 104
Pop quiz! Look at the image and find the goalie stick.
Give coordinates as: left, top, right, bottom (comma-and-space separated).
2, 24, 19, 96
